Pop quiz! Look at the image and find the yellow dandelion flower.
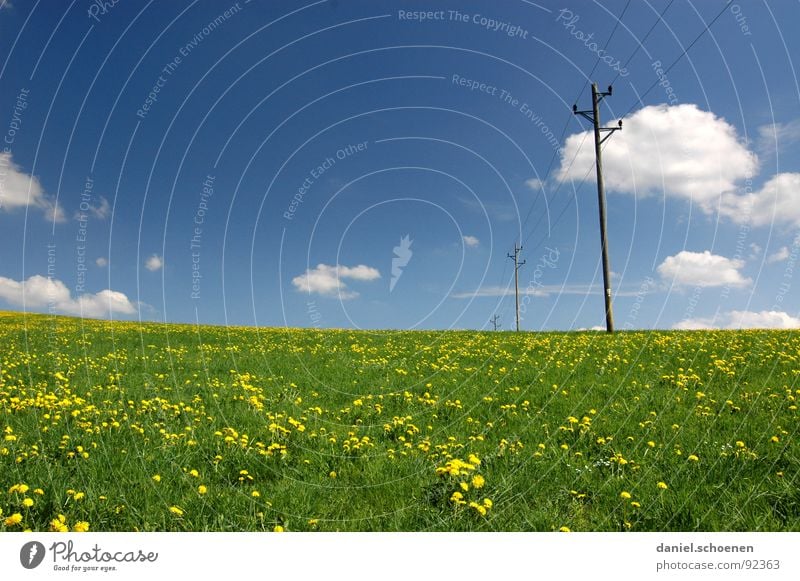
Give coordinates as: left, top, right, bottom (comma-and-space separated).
251, 490, 260, 498
73, 521, 90, 532
459, 482, 469, 492
73, 492, 85, 501
4, 513, 22, 526
483, 498, 493, 509
687, 454, 699, 462
657, 482, 668, 490
152, 474, 161, 483
189, 469, 200, 478
770, 436, 780, 443
273, 525, 284, 532
559, 526, 571, 532
49, 515, 68, 532
329, 471, 337, 479
471, 475, 485, 489
467, 453, 481, 466
620, 491, 632, 500
631, 501, 641, 508
198, 485, 208, 495
33, 488, 44, 496
21, 498, 34, 508
169, 506, 184, 517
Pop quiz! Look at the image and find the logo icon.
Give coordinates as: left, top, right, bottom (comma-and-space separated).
390, 235, 413, 292
20, 541, 46, 569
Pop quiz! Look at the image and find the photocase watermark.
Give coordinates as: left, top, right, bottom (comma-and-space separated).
0, 87, 29, 211
729, 4, 753, 36
556, 8, 629, 77
390, 235, 413, 292
519, 246, 560, 318
20, 540, 159, 573
136, 2, 244, 119
451, 75, 561, 151
651, 60, 679, 105
771, 233, 800, 310
622, 276, 655, 330
283, 141, 368, 221
87, 0, 122, 24
190, 174, 215, 300
75, 175, 95, 294
20, 541, 46, 569
398, 9, 529, 39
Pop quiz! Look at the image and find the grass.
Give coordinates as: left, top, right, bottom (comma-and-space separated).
0, 311, 798, 532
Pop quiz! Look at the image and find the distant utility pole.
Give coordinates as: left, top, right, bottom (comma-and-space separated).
573, 82, 622, 333
507, 243, 526, 332
490, 314, 501, 331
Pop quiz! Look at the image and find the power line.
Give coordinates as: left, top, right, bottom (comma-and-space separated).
619, 0, 733, 118
609, 0, 677, 86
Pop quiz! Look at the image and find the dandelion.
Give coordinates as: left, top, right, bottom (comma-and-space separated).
471, 475, 485, 489
273, 525, 284, 532
152, 474, 161, 483
620, 491, 632, 500
73, 521, 90, 532
189, 469, 200, 478
73, 492, 85, 501
21, 498, 34, 508
559, 526, 571, 532
49, 515, 68, 532
198, 485, 208, 495
631, 501, 641, 508
169, 506, 184, 517
251, 491, 260, 498
657, 482, 668, 490
687, 454, 699, 462
33, 489, 44, 496
4, 513, 22, 527
770, 436, 780, 443
459, 482, 469, 492
483, 498, 493, 509
329, 471, 337, 479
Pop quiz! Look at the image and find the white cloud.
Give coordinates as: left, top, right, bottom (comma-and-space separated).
557, 104, 758, 212
720, 172, 800, 227
657, 250, 750, 288
292, 263, 380, 299
145, 254, 163, 272
674, 310, 800, 330
75, 196, 110, 220
524, 178, 544, 191
0, 274, 136, 318
0, 152, 65, 221
767, 246, 790, 264
96, 257, 108, 267
462, 235, 480, 247
758, 119, 800, 152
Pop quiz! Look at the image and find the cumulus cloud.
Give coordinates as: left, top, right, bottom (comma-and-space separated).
674, 310, 800, 330
0, 152, 65, 221
145, 254, 163, 272
462, 235, 480, 247
557, 104, 758, 211
96, 257, 108, 267
720, 172, 800, 227
292, 263, 380, 299
0, 274, 136, 318
657, 250, 750, 288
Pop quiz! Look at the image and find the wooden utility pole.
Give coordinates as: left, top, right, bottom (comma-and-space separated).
574, 83, 622, 333
490, 314, 501, 331
507, 243, 525, 332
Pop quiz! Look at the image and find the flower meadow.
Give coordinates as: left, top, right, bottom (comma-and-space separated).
0, 311, 797, 532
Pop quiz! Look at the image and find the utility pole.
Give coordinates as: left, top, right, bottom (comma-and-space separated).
490, 314, 501, 331
573, 83, 622, 333
507, 243, 526, 332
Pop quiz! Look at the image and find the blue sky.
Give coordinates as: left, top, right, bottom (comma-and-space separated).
1, 0, 799, 331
